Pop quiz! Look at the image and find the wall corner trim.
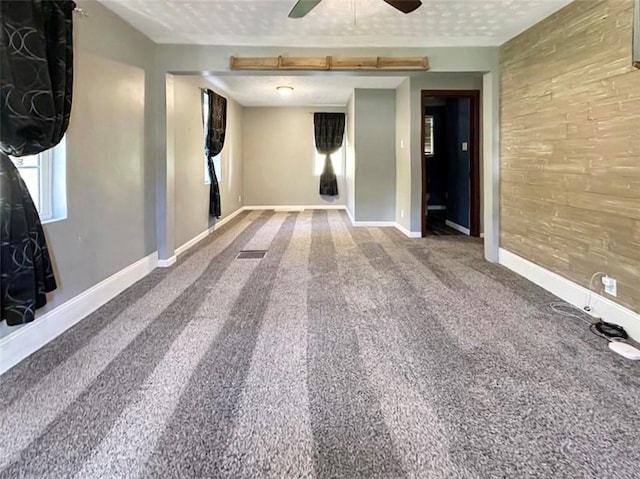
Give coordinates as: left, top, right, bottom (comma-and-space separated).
499, 248, 640, 342
0, 251, 159, 375
345, 206, 356, 225
157, 256, 177, 268
394, 222, 422, 238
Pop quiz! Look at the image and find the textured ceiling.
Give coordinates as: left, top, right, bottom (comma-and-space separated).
202, 74, 407, 106
100, 0, 574, 47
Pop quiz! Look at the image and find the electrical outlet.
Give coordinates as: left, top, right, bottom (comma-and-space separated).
462, 142, 468, 152
238, 195, 242, 203
400, 209, 404, 219
602, 276, 617, 297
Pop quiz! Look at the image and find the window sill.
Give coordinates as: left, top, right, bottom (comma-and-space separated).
41, 215, 67, 226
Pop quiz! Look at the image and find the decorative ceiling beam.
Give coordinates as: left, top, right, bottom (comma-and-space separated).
229, 55, 430, 71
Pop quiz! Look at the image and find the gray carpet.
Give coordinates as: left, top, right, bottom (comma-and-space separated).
1, 210, 639, 478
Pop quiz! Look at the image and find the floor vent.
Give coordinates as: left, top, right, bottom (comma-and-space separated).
236, 250, 267, 259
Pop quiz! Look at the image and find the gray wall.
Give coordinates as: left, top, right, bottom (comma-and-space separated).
353, 89, 396, 222
346, 94, 356, 218
242, 107, 346, 207
395, 79, 411, 230
172, 76, 244, 249
40, 0, 156, 312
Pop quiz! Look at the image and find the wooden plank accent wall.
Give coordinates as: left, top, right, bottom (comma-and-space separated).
500, 0, 640, 313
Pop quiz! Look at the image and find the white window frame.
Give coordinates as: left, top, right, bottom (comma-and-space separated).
10, 149, 54, 221
424, 115, 435, 156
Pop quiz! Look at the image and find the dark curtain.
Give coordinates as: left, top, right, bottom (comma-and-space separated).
0, 154, 57, 325
314, 112, 345, 196
0, 0, 76, 325
205, 89, 226, 218
1, 0, 75, 156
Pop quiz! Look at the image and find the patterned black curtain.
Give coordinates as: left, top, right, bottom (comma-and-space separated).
0, 0, 76, 326
314, 112, 345, 196
205, 89, 226, 218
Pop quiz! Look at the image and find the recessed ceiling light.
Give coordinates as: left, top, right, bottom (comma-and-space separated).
276, 85, 294, 96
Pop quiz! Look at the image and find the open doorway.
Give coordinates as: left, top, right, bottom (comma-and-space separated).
421, 90, 480, 238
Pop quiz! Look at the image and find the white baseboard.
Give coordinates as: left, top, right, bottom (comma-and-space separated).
394, 222, 422, 239
244, 204, 346, 211
344, 208, 419, 236
499, 248, 640, 342
345, 206, 355, 225
0, 251, 159, 375
157, 256, 176, 268
345, 207, 396, 228
175, 232, 210, 257
353, 220, 396, 227
428, 205, 446, 211
445, 220, 470, 236
174, 206, 245, 257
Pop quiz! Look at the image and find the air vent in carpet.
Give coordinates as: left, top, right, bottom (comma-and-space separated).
236, 250, 267, 259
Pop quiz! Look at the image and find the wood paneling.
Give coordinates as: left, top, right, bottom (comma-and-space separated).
500, 0, 640, 313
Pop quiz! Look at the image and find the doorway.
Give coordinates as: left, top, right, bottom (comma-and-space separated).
421, 90, 480, 238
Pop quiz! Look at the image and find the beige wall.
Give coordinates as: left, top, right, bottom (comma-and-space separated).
500, 0, 640, 313
242, 107, 347, 207
173, 76, 244, 249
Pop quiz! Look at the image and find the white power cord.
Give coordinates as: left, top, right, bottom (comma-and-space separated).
550, 302, 597, 325
584, 271, 607, 314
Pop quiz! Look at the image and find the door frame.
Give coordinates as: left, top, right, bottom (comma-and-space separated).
421, 90, 481, 238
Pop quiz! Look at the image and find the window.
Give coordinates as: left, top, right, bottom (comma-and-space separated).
424, 115, 434, 156
314, 144, 345, 176
9, 139, 66, 223
314, 146, 344, 176
202, 90, 222, 185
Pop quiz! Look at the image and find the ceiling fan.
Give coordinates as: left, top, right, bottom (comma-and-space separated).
288, 0, 422, 18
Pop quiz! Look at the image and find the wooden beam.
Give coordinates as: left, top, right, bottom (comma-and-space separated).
330, 57, 379, 70
378, 56, 430, 70
229, 56, 279, 70
229, 55, 430, 71
278, 56, 330, 70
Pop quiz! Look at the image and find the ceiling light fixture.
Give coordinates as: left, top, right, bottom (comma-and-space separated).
276, 85, 294, 96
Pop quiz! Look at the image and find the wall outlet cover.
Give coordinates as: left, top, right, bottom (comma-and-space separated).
602, 276, 617, 297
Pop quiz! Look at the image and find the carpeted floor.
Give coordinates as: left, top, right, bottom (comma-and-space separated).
1, 210, 639, 478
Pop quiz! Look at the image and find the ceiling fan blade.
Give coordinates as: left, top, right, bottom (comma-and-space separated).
382, 0, 422, 14
288, 0, 323, 18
